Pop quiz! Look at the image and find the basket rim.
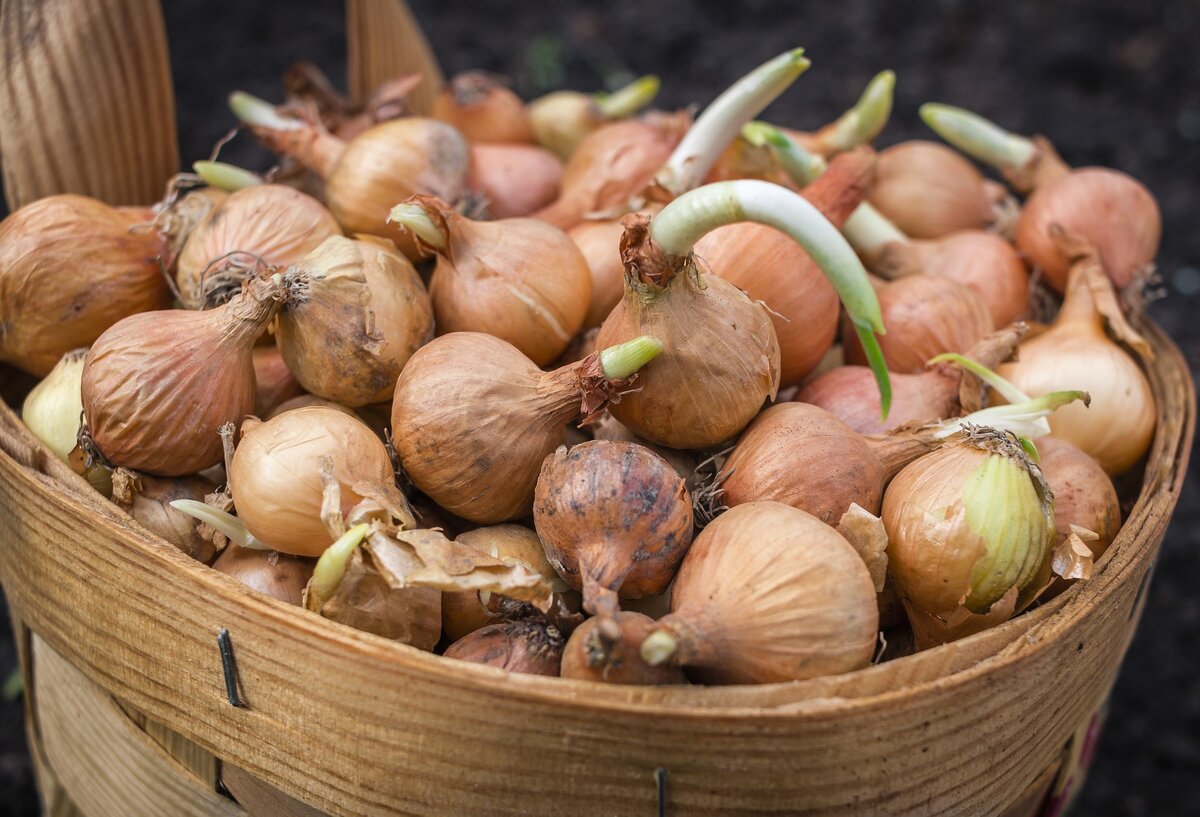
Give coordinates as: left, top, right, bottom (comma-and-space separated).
0, 320, 1192, 718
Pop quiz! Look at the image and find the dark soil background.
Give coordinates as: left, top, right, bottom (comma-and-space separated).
2, 1, 1197, 815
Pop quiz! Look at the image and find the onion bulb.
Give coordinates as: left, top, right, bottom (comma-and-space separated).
389, 197, 589, 365
433, 72, 534, 144
639, 502, 878, 684
228, 407, 402, 557
212, 544, 314, 606
175, 184, 340, 308
1036, 437, 1121, 558
470, 144, 563, 218
252, 346, 303, 417
111, 469, 217, 564
530, 75, 661, 159
867, 141, 1002, 239
275, 236, 433, 406
391, 332, 663, 523
444, 619, 564, 676
561, 612, 685, 685
534, 441, 693, 633
0, 195, 170, 376
267, 395, 355, 419
998, 229, 1155, 475
569, 217, 632, 329
81, 274, 286, 475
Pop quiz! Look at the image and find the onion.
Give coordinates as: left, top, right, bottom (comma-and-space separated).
228, 407, 401, 557
388, 198, 589, 365
252, 346, 303, 417
230, 92, 471, 252
529, 75, 661, 159
175, 184, 340, 308
588, 412, 703, 493
867, 141, 1001, 239
561, 612, 685, 685
998, 229, 1155, 475
843, 274, 994, 374
81, 275, 286, 475
212, 544, 314, 606
0, 195, 170, 376
444, 619, 564, 676
639, 502, 878, 684
267, 395, 354, 419
1036, 437, 1121, 559
598, 180, 888, 449
470, 144, 562, 218
275, 236, 433, 406
569, 217, 630, 329
432, 72, 534, 144
111, 469, 217, 564
390, 332, 663, 523
534, 441, 693, 634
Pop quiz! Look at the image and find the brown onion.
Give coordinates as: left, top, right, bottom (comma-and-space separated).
640, 502, 878, 684
470, 144, 563, 218
443, 619, 563, 676
111, 469, 217, 564
228, 407, 399, 557
588, 412, 702, 493
529, 76, 661, 160
868, 141, 1000, 239
82, 275, 285, 475
175, 184, 340, 308
0, 195, 170, 376
561, 612, 685, 685
391, 332, 662, 523
534, 441, 693, 631
212, 544, 313, 605
1036, 438, 1121, 557
569, 218, 629, 329
252, 346, 303, 417
389, 197, 589, 366
432, 72, 534, 144
275, 236, 433, 406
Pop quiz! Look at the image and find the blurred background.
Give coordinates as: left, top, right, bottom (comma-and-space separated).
1, 0, 1197, 814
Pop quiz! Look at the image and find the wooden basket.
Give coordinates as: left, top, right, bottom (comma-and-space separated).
0, 2, 1194, 815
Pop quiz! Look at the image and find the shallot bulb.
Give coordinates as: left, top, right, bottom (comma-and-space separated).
432, 72, 535, 144
388, 198, 589, 365
640, 502, 878, 684
213, 544, 314, 606
275, 236, 433, 406
867, 141, 1002, 239
252, 346, 303, 417
444, 619, 564, 676
175, 184, 340, 308
81, 274, 286, 475
470, 144, 563, 218
561, 612, 685, 685
228, 407, 402, 557
529, 75, 661, 159
391, 332, 663, 523
0, 195, 170, 376
534, 441, 694, 631
1036, 438, 1121, 558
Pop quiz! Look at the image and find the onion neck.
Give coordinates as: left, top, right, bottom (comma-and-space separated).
595, 75, 661, 120
641, 612, 711, 669
549, 335, 664, 424
220, 274, 286, 347
228, 91, 346, 178
843, 203, 910, 262
865, 429, 940, 483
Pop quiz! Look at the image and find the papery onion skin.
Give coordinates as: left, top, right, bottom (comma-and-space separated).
653, 502, 878, 685
252, 346, 303, 417
561, 612, 686, 685
0, 195, 170, 376
228, 407, 396, 557
868, 141, 996, 239
113, 472, 218, 564
433, 72, 535, 145
175, 185, 340, 309
213, 544, 314, 606
1016, 168, 1160, 292
443, 619, 563, 677
470, 144, 563, 219
721, 403, 883, 523
276, 236, 434, 406
1036, 438, 1121, 556
22, 349, 91, 461
797, 365, 959, 435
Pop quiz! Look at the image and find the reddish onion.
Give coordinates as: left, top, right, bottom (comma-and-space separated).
470, 143, 563, 218
432, 72, 535, 144
443, 619, 564, 676
561, 612, 686, 685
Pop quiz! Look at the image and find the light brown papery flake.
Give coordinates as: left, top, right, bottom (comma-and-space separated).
837, 504, 889, 593
1051, 527, 1098, 581
905, 586, 1019, 651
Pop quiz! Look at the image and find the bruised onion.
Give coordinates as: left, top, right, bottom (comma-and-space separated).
111, 469, 217, 563
275, 236, 433, 406
530, 75, 661, 159
433, 72, 534, 144
175, 184, 340, 308
640, 502, 878, 684
444, 619, 564, 676
81, 274, 285, 475
0, 195, 170, 376
534, 441, 693, 632
470, 144, 563, 218
391, 332, 663, 523
1036, 437, 1121, 558
212, 544, 314, 605
389, 197, 589, 365
252, 346, 303, 417
228, 407, 402, 557
561, 612, 685, 685
867, 141, 1002, 239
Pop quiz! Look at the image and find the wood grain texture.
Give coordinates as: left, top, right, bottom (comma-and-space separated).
346, 0, 443, 115
0, 0, 178, 209
0, 321, 1192, 816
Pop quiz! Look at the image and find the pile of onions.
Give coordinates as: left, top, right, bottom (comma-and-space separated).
0, 195, 171, 376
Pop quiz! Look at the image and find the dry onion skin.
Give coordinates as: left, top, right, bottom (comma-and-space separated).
561, 612, 685, 685
0, 195, 171, 376
252, 345, 303, 417
175, 184, 341, 308
275, 236, 433, 406
212, 544, 314, 606
391, 331, 663, 524
388, 197, 589, 366
529, 75, 661, 160
867, 141, 1001, 239
432, 72, 535, 144
640, 502, 879, 684
470, 143, 563, 219
921, 104, 1160, 291
1036, 438, 1121, 558
534, 441, 694, 631
81, 274, 285, 476
111, 469, 217, 564
569, 217, 632, 329
228, 407, 399, 557
443, 619, 564, 677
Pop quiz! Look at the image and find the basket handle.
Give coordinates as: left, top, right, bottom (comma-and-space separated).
345, 0, 444, 115
0, 0, 180, 210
